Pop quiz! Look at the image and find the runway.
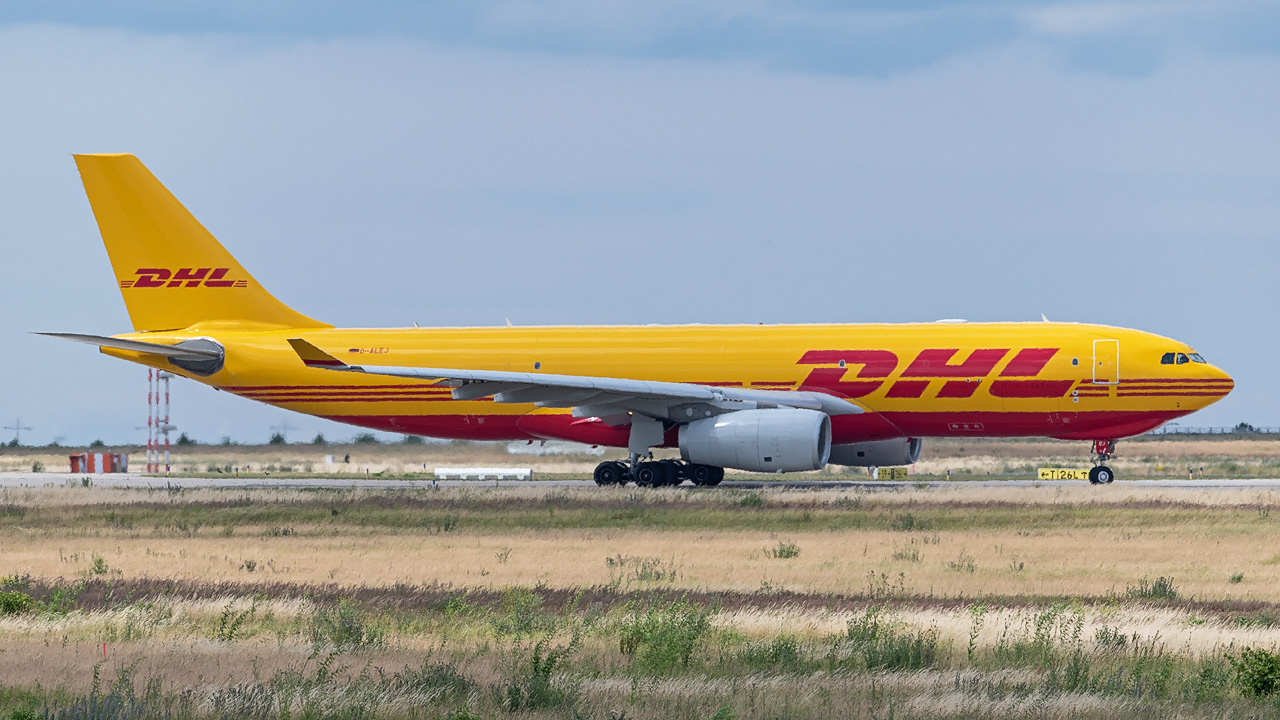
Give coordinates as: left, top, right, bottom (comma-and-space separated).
3, 472, 1280, 491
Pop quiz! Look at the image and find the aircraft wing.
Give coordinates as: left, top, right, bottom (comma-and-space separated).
287, 338, 861, 423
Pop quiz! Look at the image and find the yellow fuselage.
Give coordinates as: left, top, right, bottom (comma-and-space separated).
106, 320, 1233, 447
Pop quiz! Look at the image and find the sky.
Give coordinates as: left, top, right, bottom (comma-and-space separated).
0, 1, 1277, 446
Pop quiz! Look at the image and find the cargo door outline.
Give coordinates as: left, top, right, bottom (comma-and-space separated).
1092, 339, 1119, 385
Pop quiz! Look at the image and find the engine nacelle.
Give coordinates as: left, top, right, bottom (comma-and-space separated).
678, 408, 831, 473
828, 438, 922, 467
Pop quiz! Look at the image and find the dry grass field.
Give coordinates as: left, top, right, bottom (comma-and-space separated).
5, 478, 1280, 718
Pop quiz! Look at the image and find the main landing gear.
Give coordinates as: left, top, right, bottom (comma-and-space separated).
592, 459, 725, 488
1089, 439, 1116, 485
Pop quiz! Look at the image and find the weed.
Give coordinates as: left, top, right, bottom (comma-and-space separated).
494, 632, 581, 712
239, 559, 258, 572
266, 526, 295, 537
491, 588, 558, 637
1094, 625, 1128, 650
308, 598, 384, 651
890, 512, 929, 532
1126, 576, 1179, 601
1008, 556, 1025, 573
765, 540, 801, 559
736, 635, 807, 672
865, 571, 908, 600
1233, 647, 1280, 696
0, 573, 31, 590
606, 555, 681, 585
0, 590, 34, 616
738, 493, 765, 508
212, 599, 257, 642
840, 606, 939, 670
618, 595, 715, 675
890, 542, 920, 562
1229, 572, 1245, 584
947, 550, 977, 573
90, 555, 109, 575
495, 546, 512, 564
31, 461, 44, 473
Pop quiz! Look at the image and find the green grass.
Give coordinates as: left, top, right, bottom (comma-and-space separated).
3, 489, 1272, 536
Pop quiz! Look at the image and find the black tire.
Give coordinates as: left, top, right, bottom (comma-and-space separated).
1095, 466, 1114, 484
635, 462, 665, 488
1088, 467, 1101, 485
690, 464, 714, 486
594, 461, 624, 486
660, 459, 684, 486
705, 466, 725, 487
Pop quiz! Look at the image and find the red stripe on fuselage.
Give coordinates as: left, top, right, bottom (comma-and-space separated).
318, 409, 1189, 446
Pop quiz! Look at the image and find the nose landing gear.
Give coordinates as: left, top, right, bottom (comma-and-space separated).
1089, 439, 1115, 485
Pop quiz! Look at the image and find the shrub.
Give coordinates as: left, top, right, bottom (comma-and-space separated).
396, 660, 476, 703
891, 543, 920, 562
494, 633, 580, 712
90, 555, 109, 575
947, 550, 977, 573
619, 595, 715, 675
1230, 572, 1245, 584
1233, 647, 1280, 696
354, 433, 380, 445
308, 598, 384, 651
1126, 576, 1178, 601
841, 606, 939, 671
736, 635, 806, 672
212, 600, 256, 642
890, 512, 929, 532
31, 461, 44, 473
737, 493, 764, 508
765, 540, 801, 559
0, 590, 34, 616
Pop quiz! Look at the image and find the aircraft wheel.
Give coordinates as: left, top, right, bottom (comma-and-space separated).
1088, 466, 1115, 485
690, 464, 714, 486
704, 466, 725, 487
635, 462, 665, 488
660, 459, 685, 486
594, 461, 626, 486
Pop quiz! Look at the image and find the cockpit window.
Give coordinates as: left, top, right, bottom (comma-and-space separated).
1176, 353, 1190, 364
1161, 352, 1175, 365
1189, 353, 1206, 363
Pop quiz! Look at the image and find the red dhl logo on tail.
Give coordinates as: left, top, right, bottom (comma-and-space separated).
119, 268, 247, 289
797, 348, 1074, 399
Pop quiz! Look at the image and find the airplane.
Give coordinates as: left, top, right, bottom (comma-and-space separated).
43, 154, 1234, 487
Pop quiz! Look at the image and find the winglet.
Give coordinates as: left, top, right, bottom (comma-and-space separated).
287, 338, 350, 368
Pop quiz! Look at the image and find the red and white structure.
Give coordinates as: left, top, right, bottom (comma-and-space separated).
146, 369, 175, 473
69, 453, 128, 474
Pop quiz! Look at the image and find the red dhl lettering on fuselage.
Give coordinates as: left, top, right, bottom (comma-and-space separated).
118, 268, 247, 289
797, 348, 1073, 399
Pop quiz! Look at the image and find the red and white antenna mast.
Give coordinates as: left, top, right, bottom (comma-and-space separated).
146, 369, 155, 472
146, 369, 175, 474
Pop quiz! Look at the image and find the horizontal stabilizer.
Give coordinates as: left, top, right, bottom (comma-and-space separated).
37, 332, 222, 360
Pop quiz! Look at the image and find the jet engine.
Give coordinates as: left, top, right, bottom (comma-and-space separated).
828, 438, 922, 467
678, 408, 831, 472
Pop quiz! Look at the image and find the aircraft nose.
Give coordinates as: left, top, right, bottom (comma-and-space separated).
1202, 363, 1234, 404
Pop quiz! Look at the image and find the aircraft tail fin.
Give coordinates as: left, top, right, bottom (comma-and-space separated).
74, 154, 329, 333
